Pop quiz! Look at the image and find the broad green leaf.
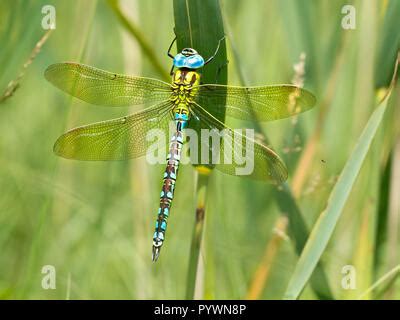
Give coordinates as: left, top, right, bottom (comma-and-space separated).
174, 0, 227, 172
173, 0, 227, 300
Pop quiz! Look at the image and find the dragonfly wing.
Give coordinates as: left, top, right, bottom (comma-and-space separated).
191, 102, 288, 183
54, 101, 173, 160
45, 62, 172, 107
195, 84, 316, 121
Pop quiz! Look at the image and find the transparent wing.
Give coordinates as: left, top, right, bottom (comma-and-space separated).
54, 101, 173, 160
45, 62, 172, 107
195, 84, 316, 121
191, 102, 288, 183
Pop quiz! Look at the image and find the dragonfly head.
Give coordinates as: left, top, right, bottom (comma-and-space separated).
173, 48, 205, 69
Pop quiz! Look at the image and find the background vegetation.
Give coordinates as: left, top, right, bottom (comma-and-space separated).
0, 0, 399, 299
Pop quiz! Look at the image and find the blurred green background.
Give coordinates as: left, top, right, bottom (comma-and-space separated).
0, 0, 399, 299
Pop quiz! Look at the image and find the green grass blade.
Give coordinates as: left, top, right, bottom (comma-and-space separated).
373, 153, 391, 271
173, 0, 227, 90
173, 0, 227, 299
284, 56, 399, 300
12, 0, 99, 298
1, 29, 53, 103
107, 0, 170, 81
223, 16, 333, 299
185, 172, 209, 299
173, 0, 227, 148
358, 264, 400, 299
274, 184, 333, 299
375, 0, 400, 89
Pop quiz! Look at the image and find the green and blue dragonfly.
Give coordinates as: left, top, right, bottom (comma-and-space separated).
45, 39, 316, 261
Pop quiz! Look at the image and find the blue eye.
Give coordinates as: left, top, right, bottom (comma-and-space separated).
173, 53, 205, 69
186, 55, 205, 69
173, 54, 186, 68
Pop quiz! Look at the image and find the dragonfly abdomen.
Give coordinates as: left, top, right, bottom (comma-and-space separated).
152, 122, 186, 261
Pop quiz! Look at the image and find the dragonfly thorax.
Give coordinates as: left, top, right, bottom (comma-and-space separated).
170, 69, 201, 120
172, 69, 201, 86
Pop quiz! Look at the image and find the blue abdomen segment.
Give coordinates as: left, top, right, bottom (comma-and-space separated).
174, 113, 189, 129
152, 128, 185, 261
175, 113, 189, 121
173, 53, 205, 69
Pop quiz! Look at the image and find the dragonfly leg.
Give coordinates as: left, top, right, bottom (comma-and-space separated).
204, 35, 226, 65
167, 35, 177, 59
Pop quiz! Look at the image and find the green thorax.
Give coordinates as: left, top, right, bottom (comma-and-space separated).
170, 68, 201, 119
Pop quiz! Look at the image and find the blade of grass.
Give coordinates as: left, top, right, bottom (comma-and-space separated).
358, 264, 400, 300
284, 54, 399, 300
372, 1, 400, 282
291, 33, 350, 197
185, 171, 209, 299
373, 149, 392, 271
374, 267, 400, 299
245, 216, 288, 299
222, 13, 333, 299
274, 184, 333, 299
384, 137, 400, 298
277, 0, 319, 89
347, 203, 375, 299
0, 29, 53, 103
107, 0, 170, 81
375, 0, 400, 89
16, 1, 99, 298
173, 0, 227, 299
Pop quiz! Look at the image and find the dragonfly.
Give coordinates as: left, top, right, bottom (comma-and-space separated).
45, 37, 316, 262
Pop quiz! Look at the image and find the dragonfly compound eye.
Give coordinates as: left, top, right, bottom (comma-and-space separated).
173, 53, 186, 68
173, 53, 204, 69
186, 54, 205, 69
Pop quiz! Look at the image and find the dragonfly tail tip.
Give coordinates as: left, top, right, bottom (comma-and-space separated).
152, 245, 161, 262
